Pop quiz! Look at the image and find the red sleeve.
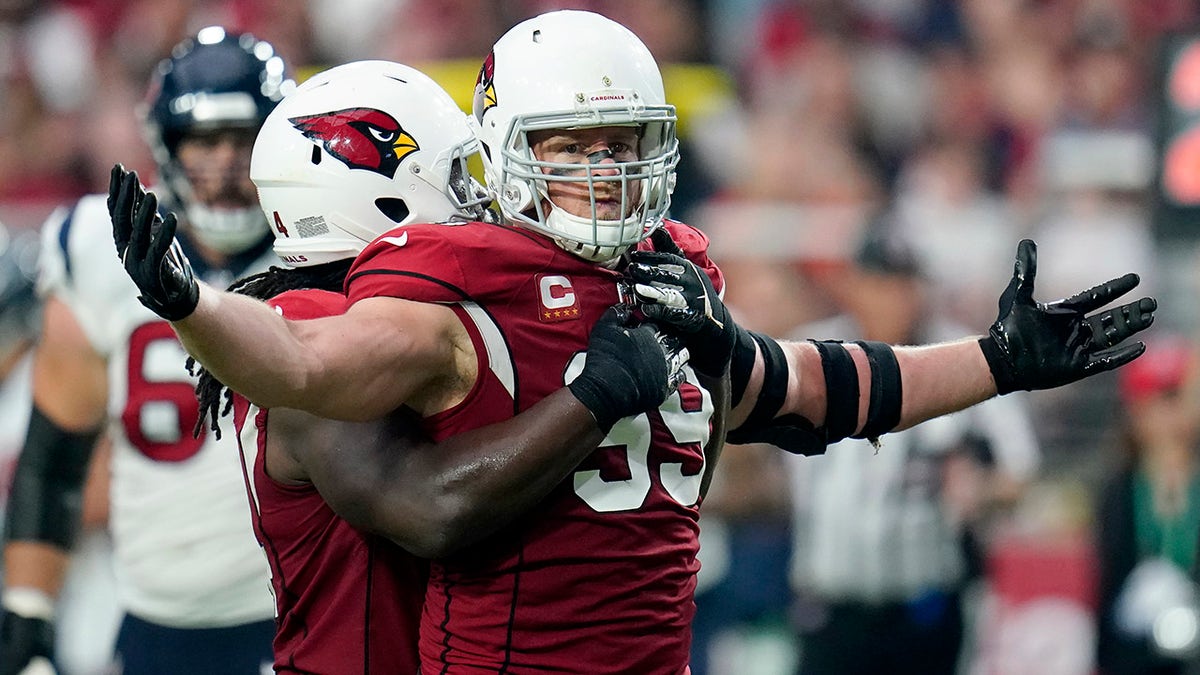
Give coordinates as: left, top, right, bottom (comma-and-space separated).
267, 289, 349, 320
344, 225, 471, 304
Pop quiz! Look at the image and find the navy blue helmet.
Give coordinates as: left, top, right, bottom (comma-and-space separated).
144, 26, 291, 160
140, 26, 295, 253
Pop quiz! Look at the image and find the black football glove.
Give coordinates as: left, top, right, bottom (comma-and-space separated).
624, 228, 735, 377
979, 239, 1156, 394
568, 304, 689, 433
0, 608, 54, 675
108, 164, 200, 321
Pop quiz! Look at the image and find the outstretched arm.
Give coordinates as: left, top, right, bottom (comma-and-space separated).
732, 336, 995, 438
108, 164, 462, 421
628, 235, 1156, 453
176, 287, 466, 420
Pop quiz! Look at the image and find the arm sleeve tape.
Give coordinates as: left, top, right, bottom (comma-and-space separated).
726, 338, 861, 454
812, 340, 859, 443
726, 413, 829, 455
4, 406, 99, 549
729, 324, 758, 408
729, 331, 789, 435
851, 340, 903, 440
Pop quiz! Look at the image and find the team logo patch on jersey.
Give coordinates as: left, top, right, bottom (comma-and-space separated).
536, 274, 581, 323
473, 51, 497, 119
289, 108, 419, 179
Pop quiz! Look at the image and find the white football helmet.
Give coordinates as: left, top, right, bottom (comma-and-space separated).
252, 60, 491, 267
472, 10, 679, 262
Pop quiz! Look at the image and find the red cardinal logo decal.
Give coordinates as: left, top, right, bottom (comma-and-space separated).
289, 108, 418, 179
473, 51, 497, 121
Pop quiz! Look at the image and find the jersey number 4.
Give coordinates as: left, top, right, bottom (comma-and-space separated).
565, 354, 713, 513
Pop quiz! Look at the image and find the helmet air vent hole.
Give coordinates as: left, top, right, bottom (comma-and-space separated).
310, 145, 321, 165
376, 197, 411, 224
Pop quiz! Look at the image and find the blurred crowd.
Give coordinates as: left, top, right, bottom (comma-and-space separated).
3, 0, 1200, 673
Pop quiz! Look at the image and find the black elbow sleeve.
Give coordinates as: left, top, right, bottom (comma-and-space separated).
4, 406, 100, 549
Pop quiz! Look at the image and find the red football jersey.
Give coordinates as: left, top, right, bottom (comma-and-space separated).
236, 288, 428, 674
347, 221, 723, 675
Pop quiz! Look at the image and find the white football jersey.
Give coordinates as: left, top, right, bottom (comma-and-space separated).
37, 194, 275, 628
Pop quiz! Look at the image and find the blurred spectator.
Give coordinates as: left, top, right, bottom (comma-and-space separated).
785, 224, 1040, 675
1094, 336, 1200, 674
0, 1, 96, 204
371, 0, 503, 65
507, 0, 709, 62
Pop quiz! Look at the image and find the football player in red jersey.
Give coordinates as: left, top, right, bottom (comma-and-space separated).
110, 11, 1155, 674
113, 59, 687, 673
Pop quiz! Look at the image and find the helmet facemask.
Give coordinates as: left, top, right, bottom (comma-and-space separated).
160, 125, 270, 254
472, 10, 682, 262
438, 137, 494, 223
490, 105, 678, 262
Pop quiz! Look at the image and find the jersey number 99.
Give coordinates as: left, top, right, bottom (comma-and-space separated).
565, 353, 713, 513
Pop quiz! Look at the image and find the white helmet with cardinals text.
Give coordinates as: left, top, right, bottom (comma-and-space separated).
142, 26, 294, 254
252, 60, 492, 267
473, 10, 679, 262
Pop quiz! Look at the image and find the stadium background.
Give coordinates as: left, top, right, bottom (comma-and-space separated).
2, 1, 1199, 673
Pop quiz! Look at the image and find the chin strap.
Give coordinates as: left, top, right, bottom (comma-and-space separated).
552, 236, 631, 264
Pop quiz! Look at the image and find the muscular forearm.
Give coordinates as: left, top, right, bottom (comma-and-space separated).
305, 388, 604, 558
731, 336, 997, 445
892, 337, 996, 430
173, 283, 319, 410
177, 288, 460, 421
4, 299, 103, 603
407, 388, 605, 555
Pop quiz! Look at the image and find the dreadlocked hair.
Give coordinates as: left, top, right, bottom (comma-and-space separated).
189, 258, 355, 439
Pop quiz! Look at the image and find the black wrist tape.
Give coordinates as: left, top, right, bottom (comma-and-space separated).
977, 336, 1017, 394
567, 376, 619, 435
4, 406, 99, 549
726, 413, 828, 455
